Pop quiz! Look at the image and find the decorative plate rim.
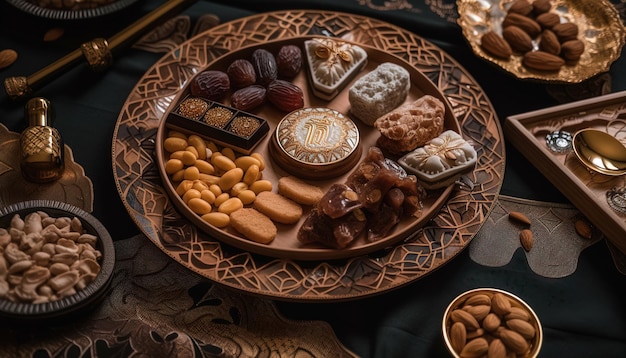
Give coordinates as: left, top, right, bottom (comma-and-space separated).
112, 10, 505, 301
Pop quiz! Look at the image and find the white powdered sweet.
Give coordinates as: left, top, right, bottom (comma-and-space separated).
348, 62, 411, 126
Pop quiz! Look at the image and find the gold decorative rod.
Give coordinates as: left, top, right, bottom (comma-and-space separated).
4, 0, 198, 101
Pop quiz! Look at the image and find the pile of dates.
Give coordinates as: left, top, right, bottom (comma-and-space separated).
298, 147, 426, 249
191, 45, 305, 113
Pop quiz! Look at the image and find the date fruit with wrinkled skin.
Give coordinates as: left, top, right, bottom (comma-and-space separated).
191, 70, 230, 101
266, 80, 304, 112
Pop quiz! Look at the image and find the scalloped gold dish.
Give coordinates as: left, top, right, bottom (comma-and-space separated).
456, 0, 626, 83
155, 36, 460, 261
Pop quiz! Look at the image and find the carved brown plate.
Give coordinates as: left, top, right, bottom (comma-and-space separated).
112, 11, 505, 301
457, 0, 626, 83
155, 36, 460, 261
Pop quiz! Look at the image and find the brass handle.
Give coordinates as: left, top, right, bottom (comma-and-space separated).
4, 0, 198, 101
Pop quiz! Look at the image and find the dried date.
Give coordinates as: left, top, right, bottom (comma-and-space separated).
276, 45, 302, 78
231, 85, 267, 111
191, 70, 230, 101
252, 49, 278, 86
227, 59, 256, 89
266, 80, 304, 112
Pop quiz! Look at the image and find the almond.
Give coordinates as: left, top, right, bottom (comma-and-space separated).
505, 306, 531, 321
536, 12, 560, 29
465, 293, 491, 306
502, 26, 533, 53
561, 39, 585, 61
508, 0, 533, 15
466, 328, 485, 340
463, 304, 491, 321
553, 22, 579, 42
0, 49, 17, 70
499, 328, 530, 354
506, 318, 536, 339
520, 229, 534, 252
502, 13, 541, 37
508, 211, 531, 226
491, 293, 512, 316
487, 338, 507, 358
481, 31, 512, 59
482, 313, 502, 332
43, 27, 64, 42
522, 50, 564, 71
460, 337, 489, 358
574, 219, 593, 239
539, 29, 561, 55
532, 0, 552, 15
450, 309, 481, 330
450, 321, 467, 353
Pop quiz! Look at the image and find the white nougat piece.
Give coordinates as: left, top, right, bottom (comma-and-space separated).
348, 62, 410, 126
304, 38, 368, 101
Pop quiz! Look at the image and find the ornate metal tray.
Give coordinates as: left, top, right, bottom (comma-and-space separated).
155, 37, 460, 261
457, 0, 626, 83
112, 10, 505, 301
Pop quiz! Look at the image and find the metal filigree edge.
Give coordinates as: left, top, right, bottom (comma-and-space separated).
112, 11, 505, 301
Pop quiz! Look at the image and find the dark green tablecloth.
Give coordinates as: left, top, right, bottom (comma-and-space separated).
1, 1, 625, 357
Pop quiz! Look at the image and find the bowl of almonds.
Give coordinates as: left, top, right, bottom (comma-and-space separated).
442, 288, 543, 358
0, 200, 115, 320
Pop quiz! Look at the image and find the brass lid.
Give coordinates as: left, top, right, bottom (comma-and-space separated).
270, 107, 361, 180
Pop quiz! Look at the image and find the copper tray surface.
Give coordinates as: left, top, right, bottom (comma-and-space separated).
155, 37, 459, 261
112, 10, 505, 301
457, 0, 626, 83
505, 90, 626, 254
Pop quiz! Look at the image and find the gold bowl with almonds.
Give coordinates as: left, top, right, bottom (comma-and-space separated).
442, 288, 543, 358
457, 0, 626, 83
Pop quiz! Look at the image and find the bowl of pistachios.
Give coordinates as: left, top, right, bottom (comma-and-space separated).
0, 200, 115, 320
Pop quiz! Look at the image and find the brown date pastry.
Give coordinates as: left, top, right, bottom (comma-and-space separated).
191, 70, 230, 101
251, 49, 278, 86
203, 106, 233, 127
297, 147, 425, 248
227, 59, 257, 89
177, 97, 208, 119
229, 116, 261, 137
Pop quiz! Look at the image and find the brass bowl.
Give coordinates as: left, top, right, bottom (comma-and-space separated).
456, 0, 626, 83
442, 288, 543, 358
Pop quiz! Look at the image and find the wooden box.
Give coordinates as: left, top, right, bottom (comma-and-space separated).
504, 91, 626, 254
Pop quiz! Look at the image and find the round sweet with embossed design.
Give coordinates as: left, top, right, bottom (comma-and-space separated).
270, 107, 361, 179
